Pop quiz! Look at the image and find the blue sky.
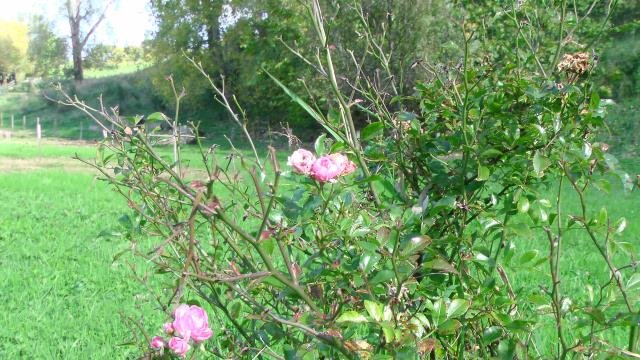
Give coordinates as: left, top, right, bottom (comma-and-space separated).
0, 0, 155, 46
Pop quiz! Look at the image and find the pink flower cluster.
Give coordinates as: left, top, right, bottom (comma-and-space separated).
287, 149, 357, 182
150, 304, 213, 358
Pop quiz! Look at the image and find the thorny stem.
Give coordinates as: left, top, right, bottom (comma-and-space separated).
186, 56, 264, 172
161, 178, 321, 313
310, 0, 381, 207
560, 162, 638, 352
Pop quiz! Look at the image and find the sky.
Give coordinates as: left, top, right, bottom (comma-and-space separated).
0, 0, 155, 47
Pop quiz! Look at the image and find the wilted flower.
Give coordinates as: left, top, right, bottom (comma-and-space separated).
287, 149, 316, 175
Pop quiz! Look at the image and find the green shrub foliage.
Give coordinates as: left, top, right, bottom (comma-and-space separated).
60, 1, 638, 358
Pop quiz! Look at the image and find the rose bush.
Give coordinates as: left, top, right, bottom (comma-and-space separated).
58, 1, 638, 358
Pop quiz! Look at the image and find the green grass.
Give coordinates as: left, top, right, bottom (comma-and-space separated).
0, 169, 163, 359
508, 158, 640, 351
84, 62, 151, 79
0, 136, 636, 358
0, 139, 97, 159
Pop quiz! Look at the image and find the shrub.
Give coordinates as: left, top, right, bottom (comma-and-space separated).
58, 1, 637, 358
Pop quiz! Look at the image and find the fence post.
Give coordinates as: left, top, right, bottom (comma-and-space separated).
10, 114, 14, 129
53, 118, 58, 136
36, 117, 42, 142
79, 121, 83, 140
22, 115, 26, 127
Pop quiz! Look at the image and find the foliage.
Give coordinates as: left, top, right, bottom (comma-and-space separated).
58, 0, 640, 359
27, 16, 68, 78
65, 0, 114, 81
0, 20, 30, 76
84, 44, 147, 70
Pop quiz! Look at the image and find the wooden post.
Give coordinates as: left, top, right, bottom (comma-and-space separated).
79, 121, 83, 140
10, 114, 14, 129
102, 129, 108, 138
22, 115, 26, 127
53, 118, 58, 136
36, 117, 41, 142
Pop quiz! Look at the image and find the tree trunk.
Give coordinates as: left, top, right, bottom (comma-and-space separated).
66, 0, 112, 82
67, 0, 84, 81
71, 32, 83, 81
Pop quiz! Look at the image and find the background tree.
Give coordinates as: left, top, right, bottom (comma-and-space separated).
27, 15, 68, 77
84, 44, 122, 70
65, 0, 114, 81
0, 20, 30, 82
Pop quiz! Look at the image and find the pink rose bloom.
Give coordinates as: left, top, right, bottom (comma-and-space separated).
287, 149, 316, 175
172, 304, 213, 343
310, 155, 343, 182
328, 153, 357, 176
168, 337, 191, 358
163, 322, 174, 334
150, 336, 165, 350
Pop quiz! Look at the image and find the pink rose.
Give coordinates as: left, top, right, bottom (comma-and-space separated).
287, 149, 316, 175
172, 304, 213, 343
163, 322, 174, 334
150, 336, 165, 350
310, 155, 343, 182
168, 337, 191, 358
328, 153, 357, 176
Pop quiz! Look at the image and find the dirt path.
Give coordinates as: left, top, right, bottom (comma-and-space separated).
0, 157, 93, 173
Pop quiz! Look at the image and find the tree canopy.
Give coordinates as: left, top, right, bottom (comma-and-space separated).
0, 20, 30, 77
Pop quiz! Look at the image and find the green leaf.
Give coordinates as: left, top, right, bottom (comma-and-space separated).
423, 258, 458, 274
498, 339, 516, 360
597, 207, 608, 225
369, 270, 396, 285
583, 142, 592, 159
437, 319, 462, 335
517, 198, 530, 213
314, 134, 326, 156
482, 326, 502, 344
627, 274, 640, 291
380, 324, 395, 343
533, 150, 551, 176
361, 121, 384, 140
615, 217, 627, 234
265, 70, 344, 142
401, 235, 432, 257
359, 252, 381, 274
589, 91, 600, 110
398, 111, 417, 121
446, 299, 470, 319
364, 300, 384, 322
519, 250, 538, 265
146, 112, 166, 122
477, 164, 490, 181
336, 311, 368, 323
432, 299, 446, 327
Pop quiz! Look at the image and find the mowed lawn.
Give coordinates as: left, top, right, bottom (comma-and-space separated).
511, 156, 640, 351
0, 141, 161, 359
0, 138, 638, 358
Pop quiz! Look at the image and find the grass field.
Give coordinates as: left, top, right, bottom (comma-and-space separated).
510, 157, 640, 351
0, 133, 637, 358
0, 165, 156, 358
